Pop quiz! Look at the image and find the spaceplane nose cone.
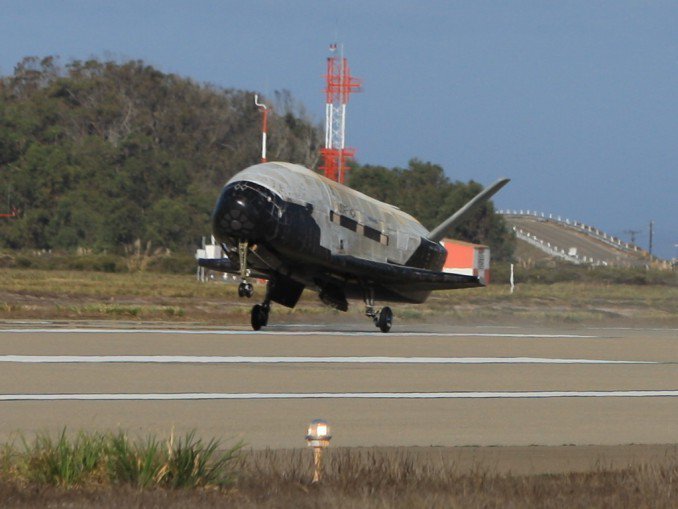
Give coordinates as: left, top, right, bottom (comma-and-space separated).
212, 182, 280, 242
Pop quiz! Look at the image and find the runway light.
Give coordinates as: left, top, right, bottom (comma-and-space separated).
306, 418, 331, 482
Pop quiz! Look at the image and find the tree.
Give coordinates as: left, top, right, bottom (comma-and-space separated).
0, 56, 324, 253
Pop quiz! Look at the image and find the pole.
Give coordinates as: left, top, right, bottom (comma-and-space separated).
312, 447, 324, 483
510, 263, 515, 294
254, 95, 268, 163
649, 221, 654, 256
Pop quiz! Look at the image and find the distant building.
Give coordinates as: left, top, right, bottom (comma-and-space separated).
440, 239, 490, 285
195, 236, 223, 282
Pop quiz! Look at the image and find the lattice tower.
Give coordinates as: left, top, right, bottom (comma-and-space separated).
319, 44, 361, 184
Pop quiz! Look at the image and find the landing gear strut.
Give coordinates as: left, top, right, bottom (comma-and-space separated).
364, 289, 393, 333
237, 241, 254, 298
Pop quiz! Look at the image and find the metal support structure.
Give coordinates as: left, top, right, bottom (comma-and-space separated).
320, 44, 361, 184
363, 287, 378, 319
624, 229, 641, 245
237, 241, 249, 282
236, 241, 254, 298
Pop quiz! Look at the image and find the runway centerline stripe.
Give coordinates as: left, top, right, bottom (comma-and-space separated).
0, 328, 598, 338
1, 391, 677, 401
0, 355, 657, 365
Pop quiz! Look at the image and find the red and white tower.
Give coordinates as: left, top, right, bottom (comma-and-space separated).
319, 44, 362, 184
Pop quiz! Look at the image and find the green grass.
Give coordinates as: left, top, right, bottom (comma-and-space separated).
1, 430, 242, 489
15, 430, 107, 487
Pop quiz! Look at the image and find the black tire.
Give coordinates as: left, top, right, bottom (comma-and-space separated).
261, 304, 269, 327
377, 306, 393, 333
244, 283, 254, 298
251, 304, 266, 330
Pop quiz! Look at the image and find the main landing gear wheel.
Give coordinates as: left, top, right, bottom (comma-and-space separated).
250, 303, 269, 331
376, 306, 393, 333
363, 289, 393, 333
238, 282, 254, 298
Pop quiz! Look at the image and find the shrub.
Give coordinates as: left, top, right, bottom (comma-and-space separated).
3, 430, 242, 489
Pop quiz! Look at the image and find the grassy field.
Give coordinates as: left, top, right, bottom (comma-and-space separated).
1, 431, 676, 508
0, 268, 676, 325
0, 435, 678, 508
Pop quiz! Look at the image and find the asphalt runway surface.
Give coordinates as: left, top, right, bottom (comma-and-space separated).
0, 322, 676, 452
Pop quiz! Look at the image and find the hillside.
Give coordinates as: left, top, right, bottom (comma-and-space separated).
0, 56, 514, 260
0, 57, 323, 252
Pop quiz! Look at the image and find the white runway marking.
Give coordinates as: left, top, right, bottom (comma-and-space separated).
0, 328, 598, 338
587, 327, 678, 332
1, 390, 677, 401
0, 355, 657, 365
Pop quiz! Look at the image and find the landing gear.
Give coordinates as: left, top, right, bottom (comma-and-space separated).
364, 289, 393, 333
250, 280, 273, 331
237, 240, 253, 298
238, 282, 254, 298
365, 305, 393, 333
250, 303, 270, 331
376, 307, 393, 333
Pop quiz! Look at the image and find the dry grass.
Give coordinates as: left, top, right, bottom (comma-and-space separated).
230, 448, 678, 508
1, 447, 676, 507
0, 268, 677, 325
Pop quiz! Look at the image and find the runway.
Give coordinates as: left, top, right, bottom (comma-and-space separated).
0, 323, 676, 448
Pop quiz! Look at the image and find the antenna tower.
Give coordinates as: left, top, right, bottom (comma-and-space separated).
319, 43, 361, 184
624, 229, 641, 245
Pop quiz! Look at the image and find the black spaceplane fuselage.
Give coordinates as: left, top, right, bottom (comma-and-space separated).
201, 161, 509, 331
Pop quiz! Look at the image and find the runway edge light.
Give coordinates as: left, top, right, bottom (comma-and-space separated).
306, 418, 331, 482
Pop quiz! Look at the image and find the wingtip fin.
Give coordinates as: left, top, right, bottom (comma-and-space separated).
428, 177, 510, 242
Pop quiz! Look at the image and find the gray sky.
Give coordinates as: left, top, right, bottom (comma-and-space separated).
1, 1, 676, 259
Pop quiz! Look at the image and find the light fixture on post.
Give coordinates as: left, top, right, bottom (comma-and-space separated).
306, 418, 331, 482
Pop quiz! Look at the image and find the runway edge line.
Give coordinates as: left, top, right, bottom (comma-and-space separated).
1, 390, 678, 401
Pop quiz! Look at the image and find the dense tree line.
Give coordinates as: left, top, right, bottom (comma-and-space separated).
0, 57, 322, 252
0, 56, 512, 260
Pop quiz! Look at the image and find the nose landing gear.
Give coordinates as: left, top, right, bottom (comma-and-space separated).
237, 241, 254, 298
238, 282, 254, 298
235, 240, 273, 331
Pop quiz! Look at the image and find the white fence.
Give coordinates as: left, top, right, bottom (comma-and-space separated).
499, 210, 650, 258
511, 226, 607, 266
